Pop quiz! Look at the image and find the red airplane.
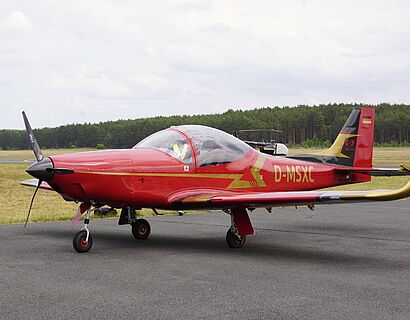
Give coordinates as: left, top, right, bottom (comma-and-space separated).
22, 107, 410, 253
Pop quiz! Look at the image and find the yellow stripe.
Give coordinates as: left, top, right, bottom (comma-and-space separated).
320, 133, 359, 158
77, 154, 268, 190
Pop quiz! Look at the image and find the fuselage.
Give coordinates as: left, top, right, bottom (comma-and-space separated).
47, 147, 368, 209
26, 124, 372, 210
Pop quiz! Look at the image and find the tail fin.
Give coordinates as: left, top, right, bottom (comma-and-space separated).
321, 107, 375, 167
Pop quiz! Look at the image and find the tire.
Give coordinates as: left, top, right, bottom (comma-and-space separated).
226, 229, 246, 248
131, 219, 151, 240
73, 230, 93, 253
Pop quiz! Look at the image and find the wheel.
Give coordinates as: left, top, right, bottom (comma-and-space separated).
73, 230, 93, 253
131, 219, 151, 240
226, 228, 246, 248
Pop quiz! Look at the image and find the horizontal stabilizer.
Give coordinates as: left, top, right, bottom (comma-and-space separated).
333, 164, 410, 177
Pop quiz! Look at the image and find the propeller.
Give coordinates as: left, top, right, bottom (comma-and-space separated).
22, 111, 76, 226
24, 179, 41, 228
22, 111, 45, 227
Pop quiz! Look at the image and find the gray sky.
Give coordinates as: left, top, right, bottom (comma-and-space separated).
1, 0, 409, 129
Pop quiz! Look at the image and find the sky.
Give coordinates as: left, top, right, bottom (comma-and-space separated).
1, 0, 409, 129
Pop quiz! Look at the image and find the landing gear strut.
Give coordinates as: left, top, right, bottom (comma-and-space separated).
73, 206, 93, 253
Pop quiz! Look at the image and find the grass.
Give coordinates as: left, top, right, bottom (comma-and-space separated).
0, 148, 93, 159
1, 147, 409, 224
0, 164, 78, 224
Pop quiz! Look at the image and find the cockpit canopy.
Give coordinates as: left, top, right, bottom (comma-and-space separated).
133, 125, 251, 167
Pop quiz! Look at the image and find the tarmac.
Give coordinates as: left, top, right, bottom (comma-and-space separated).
1, 201, 410, 319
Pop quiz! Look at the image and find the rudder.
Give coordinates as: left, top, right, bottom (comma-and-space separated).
321, 107, 375, 167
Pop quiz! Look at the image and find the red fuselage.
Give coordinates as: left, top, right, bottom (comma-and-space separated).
48, 147, 368, 209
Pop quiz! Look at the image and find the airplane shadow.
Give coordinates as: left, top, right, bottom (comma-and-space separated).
23, 226, 409, 271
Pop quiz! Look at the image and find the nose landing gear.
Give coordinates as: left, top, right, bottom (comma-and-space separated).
73, 205, 93, 253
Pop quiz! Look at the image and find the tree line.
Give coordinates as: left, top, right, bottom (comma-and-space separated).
1, 103, 409, 150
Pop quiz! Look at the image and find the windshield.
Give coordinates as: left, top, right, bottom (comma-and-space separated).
133, 129, 193, 164
178, 125, 251, 167
134, 125, 251, 167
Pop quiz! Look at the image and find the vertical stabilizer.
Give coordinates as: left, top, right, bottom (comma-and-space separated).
321, 107, 375, 167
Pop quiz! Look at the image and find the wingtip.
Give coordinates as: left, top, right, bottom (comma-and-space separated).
341, 178, 410, 201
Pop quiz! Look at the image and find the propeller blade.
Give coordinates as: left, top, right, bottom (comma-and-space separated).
24, 179, 41, 228
22, 111, 44, 162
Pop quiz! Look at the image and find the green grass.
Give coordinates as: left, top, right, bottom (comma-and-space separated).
0, 163, 77, 224
1, 147, 409, 224
0, 148, 94, 159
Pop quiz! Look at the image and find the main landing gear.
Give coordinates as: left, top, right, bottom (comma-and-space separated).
226, 228, 246, 248
119, 207, 151, 240
225, 208, 254, 249
131, 218, 151, 240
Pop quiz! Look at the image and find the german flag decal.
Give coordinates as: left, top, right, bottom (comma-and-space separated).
362, 116, 372, 125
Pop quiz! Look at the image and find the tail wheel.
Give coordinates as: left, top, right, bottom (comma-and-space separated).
226, 229, 246, 248
73, 230, 93, 253
131, 219, 151, 240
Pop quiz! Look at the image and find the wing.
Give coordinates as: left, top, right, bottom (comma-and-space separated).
169, 179, 410, 210
21, 179, 54, 191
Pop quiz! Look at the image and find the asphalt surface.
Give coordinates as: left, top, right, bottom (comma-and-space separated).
1, 202, 410, 320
